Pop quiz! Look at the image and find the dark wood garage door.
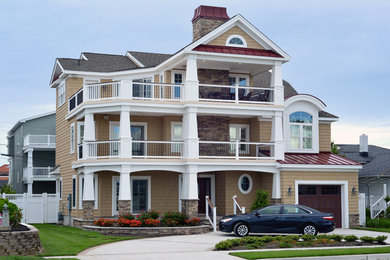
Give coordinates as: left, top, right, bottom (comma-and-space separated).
298, 185, 342, 227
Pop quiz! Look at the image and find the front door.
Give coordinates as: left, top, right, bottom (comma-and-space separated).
131, 125, 145, 156
198, 178, 211, 214
132, 179, 148, 213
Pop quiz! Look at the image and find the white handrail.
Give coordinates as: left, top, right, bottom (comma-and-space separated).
233, 195, 246, 214
205, 195, 217, 232
199, 83, 272, 90
370, 195, 385, 219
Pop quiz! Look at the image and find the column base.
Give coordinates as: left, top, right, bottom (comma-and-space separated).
182, 199, 198, 218
82, 200, 94, 220
349, 214, 360, 227
118, 200, 131, 216
271, 198, 282, 204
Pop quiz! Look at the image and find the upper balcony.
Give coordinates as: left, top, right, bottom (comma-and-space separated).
23, 167, 55, 181
68, 81, 274, 113
23, 135, 56, 150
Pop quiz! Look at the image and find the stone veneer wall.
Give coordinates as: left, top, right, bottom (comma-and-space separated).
198, 69, 229, 85
349, 214, 360, 228
83, 225, 211, 237
198, 116, 229, 157
0, 224, 43, 256
192, 19, 227, 41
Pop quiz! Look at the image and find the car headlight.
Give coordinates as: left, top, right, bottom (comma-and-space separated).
221, 218, 233, 223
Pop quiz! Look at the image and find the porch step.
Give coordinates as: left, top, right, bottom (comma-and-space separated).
197, 214, 223, 230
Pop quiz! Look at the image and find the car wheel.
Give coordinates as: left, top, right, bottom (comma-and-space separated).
234, 222, 249, 237
302, 224, 318, 235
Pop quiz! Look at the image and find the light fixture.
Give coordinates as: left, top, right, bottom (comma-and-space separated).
352, 187, 357, 195
287, 186, 292, 195
202, 60, 206, 63
238, 62, 242, 65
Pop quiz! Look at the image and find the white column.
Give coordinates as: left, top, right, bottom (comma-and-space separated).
119, 166, 131, 201
120, 80, 132, 99
271, 62, 284, 106
183, 107, 199, 159
120, 106, 132, 158
27, 148, 33, 195
271, 111, 284, 160
184, 54, 199, 102
83, 171, 94, 201
272, 170, 281, 199
181, 165, 198, 200
83, 112, 95, 159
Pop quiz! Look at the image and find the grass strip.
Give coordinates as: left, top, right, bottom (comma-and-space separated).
230, 246, 390, 259
354, 227, 390, 233
0, 257, 78, 260
33, 224, 137, 256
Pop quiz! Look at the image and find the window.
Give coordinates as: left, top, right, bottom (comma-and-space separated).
132, 177, 151, 213
70, 123, 75, 154
238, 174, 253, 194
77, 122, 85, 158
259, 206, 281, 215
289, 111, 313, 150
229, 124, 249, 153
229, 75, 249, 99
79, 174, 99, 209
282, 206, 311, 215
72, 176, 76, 208
299, 185, 317, 195
58, 81, 66, 107
59, 178, 62, 200
133, 78, 152, 98
171, 71, 184, 99
226, 35, 247, 47
109, 122, 120, 140
171, 122, 182, 153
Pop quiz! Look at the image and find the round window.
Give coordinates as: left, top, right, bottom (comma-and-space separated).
238, 174, 253, 194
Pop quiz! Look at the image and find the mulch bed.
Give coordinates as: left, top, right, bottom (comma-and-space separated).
0, 224, 30, 232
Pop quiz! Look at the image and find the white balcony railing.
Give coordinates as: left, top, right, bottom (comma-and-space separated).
81, 141, 121, 159
131, 83, 183, 101
199, 84, 274, 104
199, 141, 274, 160
23, 167, 54, 180
85, 81, 120, 101
24, 135, 56, 148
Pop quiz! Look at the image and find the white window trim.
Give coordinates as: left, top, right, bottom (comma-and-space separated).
70, 123, 75, 154
289, 121, 313, 151
59, 177, 63, 200
77, 122, 85, 144
238, 174, 253, 194
131, 122, 148, 140
171, 122, 182, 153
171, 70, 186, 83
112, 176, 120, 216
58, 81, 66, 107
226, 34, 247, 48
229, 124, 250, 154
72, 175, 77, 209
229, 74, 250, 86
109, 121, 120, 140
79, 174, 99, 210
131, 176, 151, 213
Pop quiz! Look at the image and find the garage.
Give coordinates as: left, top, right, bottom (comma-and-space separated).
298, 185, 342, 227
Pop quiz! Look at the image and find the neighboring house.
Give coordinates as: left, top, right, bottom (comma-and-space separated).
49, 5, 361, 228
338, 135, 390, 206
7, 112, 56, 194
0, 164, 9, 189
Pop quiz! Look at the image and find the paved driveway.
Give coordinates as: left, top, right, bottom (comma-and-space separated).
76, 229, 390, 260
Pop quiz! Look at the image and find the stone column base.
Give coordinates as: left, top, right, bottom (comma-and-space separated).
271, 198, 282, 204
118, 200, 131, 216
182, 199, 198, 218
349, 214, 360, 227
82, 200, 94, 220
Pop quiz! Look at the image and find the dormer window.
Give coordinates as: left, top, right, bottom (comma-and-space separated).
289, 111, 313, 150
226, 35, 247, 47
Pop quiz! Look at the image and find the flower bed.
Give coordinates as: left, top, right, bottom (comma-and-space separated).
215, 234, 388, 250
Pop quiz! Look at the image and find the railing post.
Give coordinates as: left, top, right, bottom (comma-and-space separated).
83, 84, 88, 102
205, 195, 209, 220
235, 140, 239, 160
242, 207, 246, 214
213, 207, 217, 232
235, 84, 239, 103
233, 195, 237, 214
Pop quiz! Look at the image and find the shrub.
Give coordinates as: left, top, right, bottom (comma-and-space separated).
360, 236, 376, 243
366, 217, 390, 228
250, 189, 269, 211
328, 234, 343, 242
301, 234, 316, 241
185, 217, 200, 226
279, 241, 293, 248
162, 211, 187, 226
366, 208, 371, 220
0, 198, 22, 227
0, 184, 16, 194
376, 236, 388, 244
287, 235, 300, 241
137, 210, 160, 221
215, 239, 242, 250
344, 235, 358, 242
260, 236, 274, 243
116, 218, 142, 227
119, 213, 135, 221
142, 219, 160, 227
94, 218, 116, 227
385, 207, 390, 218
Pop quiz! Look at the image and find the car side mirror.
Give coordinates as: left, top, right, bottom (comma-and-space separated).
255, 212, 260, 217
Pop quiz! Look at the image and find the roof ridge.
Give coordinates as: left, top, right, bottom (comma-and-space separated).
128, 51, 172, 56
82, 52, 126, 57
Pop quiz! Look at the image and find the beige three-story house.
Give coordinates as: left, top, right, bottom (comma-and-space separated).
50, 5, 361, 228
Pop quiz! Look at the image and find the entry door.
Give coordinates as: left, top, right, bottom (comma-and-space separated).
132, 179, 148, 213
198, 178, 211, 214
131, 125, 145, 156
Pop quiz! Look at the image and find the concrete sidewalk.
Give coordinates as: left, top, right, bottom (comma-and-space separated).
75, 228, 390, 260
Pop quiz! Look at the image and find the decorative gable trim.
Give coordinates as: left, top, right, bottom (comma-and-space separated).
126, 52, 145, 68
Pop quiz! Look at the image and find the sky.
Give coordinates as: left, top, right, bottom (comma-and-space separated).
0, 0, 389, 165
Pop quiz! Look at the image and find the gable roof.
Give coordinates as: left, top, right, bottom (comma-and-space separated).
0, 164, 9, 175
338, 144, 390, 177
7, 111, 55, 135
127, 51, 172, 68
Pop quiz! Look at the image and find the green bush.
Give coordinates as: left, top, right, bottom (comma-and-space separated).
344, 235, 358, 242
301, 234, 316, 241
366, 208, 371, 220
376, 236, 388, 244
119, 213, 135, 220
360, 236, 376, 243
279, 241, 293, 248
0, 184, 16, 194
215, 239, 242, 250
136, 210, 160, 221
162, 211, 187, 226
260, 236, 274, 243
385, 207, 390, 218
250, 189, 269, 211
0, 198, 23, 227
366, 217, 390, 228
328, 234, 343, 242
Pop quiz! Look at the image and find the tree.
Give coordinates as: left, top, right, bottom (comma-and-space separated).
331, 142, 340, 154
0, 184, 16, 194
251, 189, 269, 211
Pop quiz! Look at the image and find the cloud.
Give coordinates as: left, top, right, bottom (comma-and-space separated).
332, 122, 390, 148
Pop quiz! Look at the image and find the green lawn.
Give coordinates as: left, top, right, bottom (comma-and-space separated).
33, 224, 137, 256
0, 257, 78, 260
230, 246, 390, 259
354, 227, 390, 233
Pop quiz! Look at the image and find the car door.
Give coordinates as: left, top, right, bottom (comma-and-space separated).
279, 205, 312, 233
250, 205, 282, 233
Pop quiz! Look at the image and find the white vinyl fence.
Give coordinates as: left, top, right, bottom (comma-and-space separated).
1, 193, 59, 224
359, 193, 366, 226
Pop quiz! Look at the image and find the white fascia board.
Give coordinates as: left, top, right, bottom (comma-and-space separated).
319, 117, 339, 123
125, 52, 145, 67
49, 59, 64, 87
277, 164, 362, 172
80, 54, 88, 61
285, 94, 327, 111
192, 51, 287, 64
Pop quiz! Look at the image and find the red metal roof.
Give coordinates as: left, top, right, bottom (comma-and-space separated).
192, 6, 229, 22
192, 45, 283, 58
0, 164, 9, 175
278, 152, 361, 166
0, 177, 8, 181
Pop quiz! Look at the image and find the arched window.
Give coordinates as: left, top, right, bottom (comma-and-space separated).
289, 111, 313, 150
226, 35, 247, 47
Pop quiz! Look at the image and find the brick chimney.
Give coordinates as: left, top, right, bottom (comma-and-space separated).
192, 5, 230, 41
359, 134, 368, 157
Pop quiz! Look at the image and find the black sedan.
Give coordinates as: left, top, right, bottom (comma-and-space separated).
219, 204, 335, 237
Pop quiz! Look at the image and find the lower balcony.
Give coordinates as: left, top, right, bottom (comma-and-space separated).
23, 167, 55, 181
77, 140, 274, 160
